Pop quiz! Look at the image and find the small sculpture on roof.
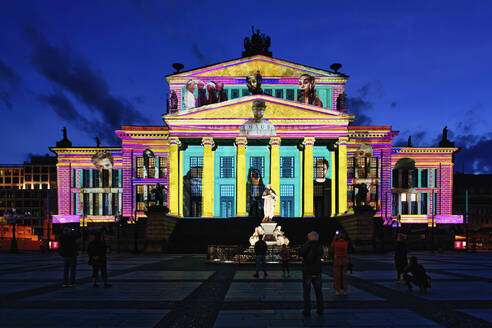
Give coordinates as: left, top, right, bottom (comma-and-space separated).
242, 26, 272, 57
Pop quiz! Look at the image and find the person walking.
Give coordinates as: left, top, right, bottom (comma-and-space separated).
300, 231, 324, 317
394, 233, 408, 282
253, 235, 268, 278
59, 228, 78, 287
87, 232, 111, 288
331, 231, 349, 296
280, 244, 290, 277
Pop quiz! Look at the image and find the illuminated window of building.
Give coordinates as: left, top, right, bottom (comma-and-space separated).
158, 157, 167, 178
220, 184, 234, 217
369, 157, 378, 178
111, 192, 119, 215
13, 170, 19, 176
434, 169, 438, 188
220, 156, 234, 178
136, 185, 145, 211
275, 89, 284, 99
280, 184, 294, 217
347, 157, 355, 179
250, 156, 264, 177
72, 170, 77, 188
400, 193, 407, 202
189, 157, 203, 178
411, 169, 418, 188
136, 157, 144, 178
264, 89, 272, 96
313, 157, 326, 179
147, 157, 156, 178
241, 89, 249, 97
280, 156, 294, 178
13, 177, 19, 184
286, 89, 295, 101
410, 193, 418, 214
82, 170, 91, 188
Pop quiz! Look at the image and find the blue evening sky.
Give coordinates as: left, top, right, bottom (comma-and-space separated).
0, 0, 491, 173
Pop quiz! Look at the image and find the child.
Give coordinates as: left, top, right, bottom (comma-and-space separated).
280, 244, 290, 277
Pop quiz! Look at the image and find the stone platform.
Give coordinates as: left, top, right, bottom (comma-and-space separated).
0, 251, 491, 327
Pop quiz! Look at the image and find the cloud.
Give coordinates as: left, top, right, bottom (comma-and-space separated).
192, 42, 206, 63
455, 135, 492, 174
347, 96, 373, 125
0, 59, 21, 110
23, 25, 147, 142
39, 92, 120, 144
390, 101, 398, 109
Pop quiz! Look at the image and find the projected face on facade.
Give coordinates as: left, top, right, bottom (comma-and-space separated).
239, 100, 276, 137
297, 74, 323, 107
248, 168, 265, 219
91, 151, 114, 172
314, 158, 331, 217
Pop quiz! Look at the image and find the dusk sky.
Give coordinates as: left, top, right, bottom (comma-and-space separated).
1, 0, 491, 173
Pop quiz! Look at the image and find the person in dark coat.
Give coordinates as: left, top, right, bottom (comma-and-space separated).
404, 256, 430, 293
394, 233, 408, 282
300, 231, 324, 316
253, 235, 268, 278
59, 228, 78, 287
87, 232, 111, 288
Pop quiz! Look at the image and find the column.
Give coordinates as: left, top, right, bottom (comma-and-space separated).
178, 150, 184, 217
337, 137, 348, 215
269, 137, 281, 216
235, 137, 247, 217
302, 137, 315, 217
168, 137, 180, 216
202, 137, 215, 217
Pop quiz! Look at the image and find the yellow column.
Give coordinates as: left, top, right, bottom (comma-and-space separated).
331, 150, 336, 217
337, 137, 348, 215
168, 137, 180, 216
303, 137, 316, 217
178, 148, 184, 217
269, 137, 281, 216
235, 137, 247, 217
201, 137, 215, 217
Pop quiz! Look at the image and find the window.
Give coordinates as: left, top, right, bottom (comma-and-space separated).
420, 193, 428, 215
41, 167, 48, 173
102, 170, 109, 188
72, 170, 77, 188
411, 169, 418, 188
102, 193, 109, 215
286, 89, 295, 101
82, 170, 91, 188
220, 185, 234, 217
420, 169, 428, 188
347, 157, 355, 179
73, 194, 77, 215
189, 156, 203, 178
147, 157, 156, 178
410, 193, 418, 214
231, 89, 239, 99
92, 170, 99, 188
280, 184, 294, 217
93, 194, 100, 215
111, 169, 121, 188
264, 89, 272, 96
220, 156, 234, 178
136, 157, 144, 178
158, 157, 167, 178
13, 177, 19, 184
111, 193, 119, 215
136, 185, 145, 211
280, 156, 294, 178
313, 157, 326, 179
369, 157, 378, 178
25, 167, 32, 173
241, 89, 249, 97
434, 169, 438, 188
250, 156, 265, 177
275, 89, 284, 99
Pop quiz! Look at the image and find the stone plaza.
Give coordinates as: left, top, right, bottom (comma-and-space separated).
0, 251, 491, 327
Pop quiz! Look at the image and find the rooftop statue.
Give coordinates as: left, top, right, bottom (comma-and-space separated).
242, 26, 272, 57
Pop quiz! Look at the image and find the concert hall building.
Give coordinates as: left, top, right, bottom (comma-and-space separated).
51, 54, 463, 227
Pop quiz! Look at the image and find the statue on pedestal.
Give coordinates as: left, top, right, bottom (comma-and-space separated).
262, 184, 277, 222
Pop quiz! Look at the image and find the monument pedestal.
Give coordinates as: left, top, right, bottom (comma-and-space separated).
249, 221, 290, 247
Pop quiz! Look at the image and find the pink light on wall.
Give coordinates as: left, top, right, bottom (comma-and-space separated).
435, 215, 463, 224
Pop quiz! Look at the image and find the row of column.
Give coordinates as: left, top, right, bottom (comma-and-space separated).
167, 136, 348, 218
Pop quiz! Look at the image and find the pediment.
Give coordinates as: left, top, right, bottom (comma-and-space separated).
166, 55, 346, 81
163, 95, 353, 138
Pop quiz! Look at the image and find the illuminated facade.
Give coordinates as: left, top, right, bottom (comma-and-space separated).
51, 55, 462, 226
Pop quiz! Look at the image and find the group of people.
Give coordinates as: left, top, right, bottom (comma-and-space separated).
58, 228, 111, 288
183, 79, 228, 110
253, 230, 350, 317
394, 233, 431, 293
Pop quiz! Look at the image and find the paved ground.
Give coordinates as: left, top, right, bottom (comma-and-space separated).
0, 251, 491, 327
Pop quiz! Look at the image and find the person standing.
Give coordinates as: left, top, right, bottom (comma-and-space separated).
280, 244, 290, 277
300, 231, 324, 316
253, 235, 268, 278
331, 231, 349, 296
59, 228, 78, 287
394, 233, 408, 282
87, 232, 111, 288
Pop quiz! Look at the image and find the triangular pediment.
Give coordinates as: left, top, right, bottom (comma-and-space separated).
163, 95, 353, 139
166, 55, 346, 81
